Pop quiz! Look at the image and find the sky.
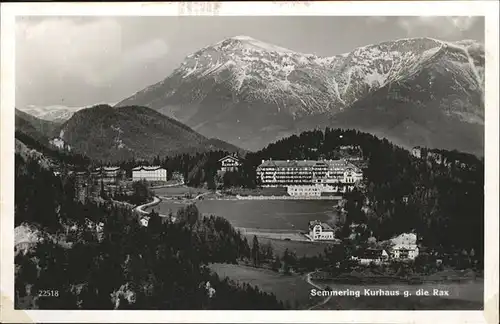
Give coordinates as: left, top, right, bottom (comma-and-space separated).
15, 16, 485, 108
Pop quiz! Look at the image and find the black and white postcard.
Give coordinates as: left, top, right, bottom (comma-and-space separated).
1, 2, 498, 323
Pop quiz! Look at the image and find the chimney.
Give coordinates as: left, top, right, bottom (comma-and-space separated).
261, 159, 265, 164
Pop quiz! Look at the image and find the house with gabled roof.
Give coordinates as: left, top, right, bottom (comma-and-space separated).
389, 233, 420, 260
218, 154, 241, 172
308, 220, 335, 241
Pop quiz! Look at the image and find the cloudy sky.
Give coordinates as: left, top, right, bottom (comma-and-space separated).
15, 16, 484, 108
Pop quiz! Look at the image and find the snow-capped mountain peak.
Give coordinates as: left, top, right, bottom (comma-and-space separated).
116, 36, 485, 154
165, 37, 483, 115
18, 105, 86, 123
213, 35, 296, 54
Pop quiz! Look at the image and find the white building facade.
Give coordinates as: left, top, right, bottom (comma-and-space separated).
287, 185, 322, 196
411, 147, 422, 159
258, 159, 363, 196
219, 155, 241, 172
391, 245, 419, 260
309, 220, 335, 240
132, 166, 167, 182
390, 233, 419, 260
139, 216, 150, 227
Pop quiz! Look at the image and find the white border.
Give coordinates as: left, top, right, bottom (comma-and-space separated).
1, 2, 498, 323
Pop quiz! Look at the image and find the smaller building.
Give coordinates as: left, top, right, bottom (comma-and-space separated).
352, 248, 389, 265
218, 154, 241, 172
390, 233, 419, 260
411, 147, 444, 165
342, 165, 363, 184
132, 166, 167, 182
139, 216, 150, 227
391, 245, 419, 260
338, 145, 363, 161
411, 147, 422, 159
427, 152, 443, 165
309, 220, 335, 241
92, 166, 122, 184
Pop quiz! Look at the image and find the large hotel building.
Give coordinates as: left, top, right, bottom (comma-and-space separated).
256, 159, 363, 196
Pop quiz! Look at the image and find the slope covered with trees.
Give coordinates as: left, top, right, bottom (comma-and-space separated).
15, 108, 59, 141
15, 131, 92, 168
245, 128, 483, 256
15, 155, 284, 309
52, 104, 243, 162
109, 127, 483, 259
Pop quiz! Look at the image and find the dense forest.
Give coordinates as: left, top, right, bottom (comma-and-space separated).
15, 155, 285, 310
14, 125, 484, 308
247, 128, 483, 256
107, 128, 483, 257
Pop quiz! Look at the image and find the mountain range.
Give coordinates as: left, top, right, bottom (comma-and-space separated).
16, 104, 89, 123
116, 36, 485, 156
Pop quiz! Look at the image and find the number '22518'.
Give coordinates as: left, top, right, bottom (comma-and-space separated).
38, 290, 59, 297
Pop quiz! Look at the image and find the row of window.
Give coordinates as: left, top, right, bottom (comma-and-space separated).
258, 171, 359, 175
258, 166, 352, 171
290, 187, 320, 192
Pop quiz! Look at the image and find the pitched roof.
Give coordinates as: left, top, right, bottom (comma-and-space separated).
218, 155, 240, 162
258, 160, 327, 168
257, 159, 361, 172
93, 166, 120, 171
309, 220, 334, 231
132, 165, 164, 171
103, 166, 121, 171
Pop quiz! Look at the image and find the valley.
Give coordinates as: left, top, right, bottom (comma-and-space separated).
13, 112, 485, 310
12, 24, 486, 312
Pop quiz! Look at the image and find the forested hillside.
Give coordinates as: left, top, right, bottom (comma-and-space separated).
244, 128, 483, 255
15, 155, 285, 310
15, 131, 91, 168
15, 108, 59, 141
49, 105, 243, 162
109, 127, 483, 258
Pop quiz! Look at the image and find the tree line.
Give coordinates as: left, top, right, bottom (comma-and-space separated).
15, 156, 285, 310
103, 127, 483, 257
250, 128, 483, 256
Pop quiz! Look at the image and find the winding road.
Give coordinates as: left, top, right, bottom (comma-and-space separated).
306, 271, 333, 310
134, 196, 162, 216
135, 189, 211, 221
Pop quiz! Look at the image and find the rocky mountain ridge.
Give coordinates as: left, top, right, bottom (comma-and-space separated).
116, 36, 484, 155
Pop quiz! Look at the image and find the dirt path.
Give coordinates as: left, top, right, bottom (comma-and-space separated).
306, 271, 332, 310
